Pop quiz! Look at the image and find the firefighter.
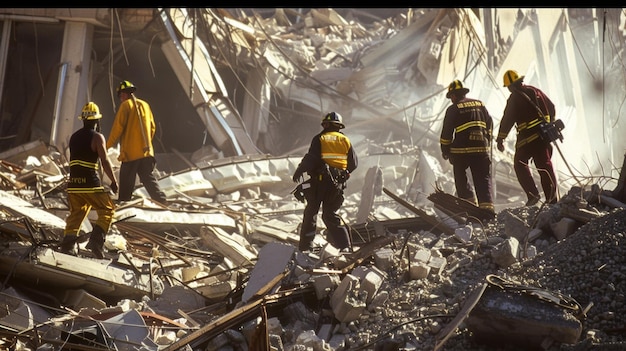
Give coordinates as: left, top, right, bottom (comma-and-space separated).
59, 102, 118, 258
440, 79, 495, 218
107, 80, 167, 206
496, 70, 558, 206
292, 112, 358, 252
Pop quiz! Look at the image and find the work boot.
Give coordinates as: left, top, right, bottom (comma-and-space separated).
59, 235, 78, 255
298, 231, 316, 252
85, 225, 106, 259
525, 195, 540, 206
329, 226, 351, 252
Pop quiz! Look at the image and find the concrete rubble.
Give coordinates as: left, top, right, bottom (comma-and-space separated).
0, 7, 625, 351
1, 137, 626, 350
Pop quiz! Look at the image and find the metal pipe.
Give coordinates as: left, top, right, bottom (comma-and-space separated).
50, 62, 69, 148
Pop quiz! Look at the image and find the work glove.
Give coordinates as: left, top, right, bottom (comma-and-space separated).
496, 139, 505, 152
292, 170, 303, 183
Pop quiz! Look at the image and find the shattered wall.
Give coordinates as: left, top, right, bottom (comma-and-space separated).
0, 8, 625, 196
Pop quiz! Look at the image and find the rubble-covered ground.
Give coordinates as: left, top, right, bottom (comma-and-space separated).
337, 187, 626, 351
0, 148, 625, 351
4, 185, 624, 351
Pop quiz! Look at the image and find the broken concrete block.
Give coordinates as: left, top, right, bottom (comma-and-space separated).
296, 329, 327, 350
454, 225, 472, 242
524, 245, 538, 259
332, 288, 367, 323
181, 264, 204, 282
427, 256, 447, 276
356, 166, 382, 223
352, 265, 386, 304
550, 217, 578, 241
373, 247, 396, 271
413, 247, 431, 263
409, 262, 431, 280
330, 274, 367, 322
367, 289, 389, 312
328, 332, 346, 350
491, 237, 519, 268
467, 286, 582, 349
330, 274, 360, 310
503, 211, 530, 241
312, 274, 341, 300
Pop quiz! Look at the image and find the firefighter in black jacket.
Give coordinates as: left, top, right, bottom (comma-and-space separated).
59, 102, 118, 258
440, 80, 495, 217
496, 70, 557, 206
292, 112, 358, 252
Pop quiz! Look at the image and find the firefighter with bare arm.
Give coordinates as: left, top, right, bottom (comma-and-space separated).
59, 102, 118, 258
496, 70, 558, 206
440, 79, 495, 219
292, 112, 358, 252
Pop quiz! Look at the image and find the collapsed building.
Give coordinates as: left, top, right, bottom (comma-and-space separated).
0, 7, 626, 350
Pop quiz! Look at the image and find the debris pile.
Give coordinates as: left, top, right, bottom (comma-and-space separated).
0, 142, 626, 351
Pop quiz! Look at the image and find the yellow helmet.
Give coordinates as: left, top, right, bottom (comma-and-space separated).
78, 101, 102, 120
117, 80, 136, 94
503, 70, 524, 87
446, 79, 469, 98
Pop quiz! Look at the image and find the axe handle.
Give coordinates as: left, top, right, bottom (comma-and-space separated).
130, 93, 150, 154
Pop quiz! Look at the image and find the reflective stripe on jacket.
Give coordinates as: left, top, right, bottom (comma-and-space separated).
67, 127, 105, 193
497, 84, 555, 149
440, 98, 493, 155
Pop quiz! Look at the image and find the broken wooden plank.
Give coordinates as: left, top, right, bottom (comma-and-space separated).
428, 188, 496, 222
434, 282, 487, 351
383, 187, 455, 236
162, 285, 315, 350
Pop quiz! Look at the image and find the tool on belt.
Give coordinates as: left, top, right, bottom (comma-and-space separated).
324, 163, 349, 191
291, 178, 311, 203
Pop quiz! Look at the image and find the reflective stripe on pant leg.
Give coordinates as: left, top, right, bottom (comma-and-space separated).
64, 193, 91, 236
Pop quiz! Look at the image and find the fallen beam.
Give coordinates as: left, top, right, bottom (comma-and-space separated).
382, 187, 454, 236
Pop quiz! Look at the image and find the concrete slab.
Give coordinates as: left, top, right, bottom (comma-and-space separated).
242, 242, 295, 303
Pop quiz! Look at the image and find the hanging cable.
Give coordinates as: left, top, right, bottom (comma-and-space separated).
115, 8, 129, 66
190, 8, 196, 100
603, 9, 606, 143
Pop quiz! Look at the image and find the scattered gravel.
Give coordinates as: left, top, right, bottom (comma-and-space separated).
317, 186, 626, 350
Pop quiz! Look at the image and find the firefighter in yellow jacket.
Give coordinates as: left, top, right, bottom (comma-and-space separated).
440, 80, 495, 218
107, 80, 167, 205
292, 112, 358, 252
